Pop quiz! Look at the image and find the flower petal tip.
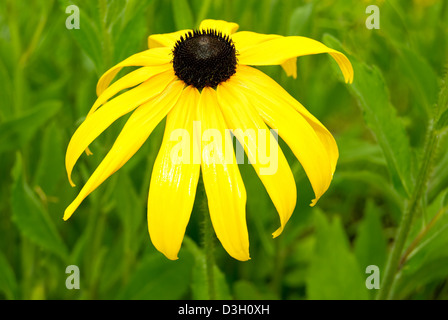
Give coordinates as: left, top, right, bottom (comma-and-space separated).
62, 211, 72, 221
272, 227, 283, 239
310, 198, 318, 207
68, 178, 76, 188
237, 255, 251, 262
158, 246, 181, 261
229, 251, 251, 261
165, 254, 179, 261
346, 76, 354, 84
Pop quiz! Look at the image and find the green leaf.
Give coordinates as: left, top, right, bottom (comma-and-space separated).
394, 189, 448, 298
64, 5, 103, 72
33, 123, 65, 195
0, 252, 17, 300
288, 3, 313, 36
323, 34, 414, 197
0, 101, 61, 153
306, 210, 369, 300
437, 108, 448, 130
113, 10, 147, 63
396, 46, 438, 115
354, 200, 388, 272
435, 70, 448, 130
172, 0, 194, 30
0, 58, 13, 119
233, 280, 277, 300
194, 0, 212, 27
184, 237, 232, 300
11, 154, 68, 259
118, 251, 194, 299
337, 137, 386, 167
113, 173, 144, 257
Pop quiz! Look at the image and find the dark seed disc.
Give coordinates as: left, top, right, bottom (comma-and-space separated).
172, 29, 238, 89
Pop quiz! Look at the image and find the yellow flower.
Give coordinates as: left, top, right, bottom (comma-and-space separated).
64, 19, 353, 261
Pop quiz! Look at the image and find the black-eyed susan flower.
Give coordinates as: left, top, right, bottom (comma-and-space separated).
64, 19, 353, 261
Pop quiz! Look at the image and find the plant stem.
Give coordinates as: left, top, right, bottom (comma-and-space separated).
202, 207, 216, 300
377, 125, 439, 300
199, 180, 216, 300
399, 205, 447, 267
377, 66, 447, 299
99, 0, 112, 71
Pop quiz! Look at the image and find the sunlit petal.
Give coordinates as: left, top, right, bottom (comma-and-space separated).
96, 47, 172, 96
231, 31, 297, 78
66, 70, 176, 187
148, 86, 201, 260
217, 81, 297, 237
63, 80, 184, 220
199, 19, 239, 35
199, 87, 249, 261
87, 64, 171, 118
148, 29, 192, 49
237, 35, 353, 83
235, 65, 339, 174
232, 66, 336, 206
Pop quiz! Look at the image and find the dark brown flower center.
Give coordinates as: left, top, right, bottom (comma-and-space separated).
172, 29, 237, 89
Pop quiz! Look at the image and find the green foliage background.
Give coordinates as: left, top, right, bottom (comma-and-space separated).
0, 0, 447, 300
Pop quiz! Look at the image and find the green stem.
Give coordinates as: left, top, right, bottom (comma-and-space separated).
199, 180, 216, 300
99, 0, 112, 71
377, 125, 439, 300
202, 200, 216, 300
399, 205, 447, 267
195, 0, 212, 27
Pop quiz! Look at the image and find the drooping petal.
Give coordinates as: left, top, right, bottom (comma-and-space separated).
96, 47, 172, 96
199, 19, 239, 35
147, 86, 201, 260
199, 87, 249, 261
63, 80, 184, 221
281, 58, 298, 79
236, 35, 354, 83
148, 29, 192, 49
217, 81, 297, 238
66, 70, 177, 187
87, 64, 172, 118
235, 65, 338, 174
231, 31, 279, 49
231, 66, 336, 206
231, 31, 297, 78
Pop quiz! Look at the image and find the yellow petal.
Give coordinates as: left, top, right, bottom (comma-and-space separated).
232, 66, 336, 206
199, 19, 239, 35
217, 81, 297, 238
231, 31, 297, 78
199, 87, 249, 261
64, 80, 184, 221
87, 64, 172, 118
147, 86, 201, 260
236, 35, 353, 83
281, 58, 297, 79
231, 31, 280, 49
148, 29, 192, 49
96, 47, 172, 96
66, 70, 176, 187
235, 65, 338, 174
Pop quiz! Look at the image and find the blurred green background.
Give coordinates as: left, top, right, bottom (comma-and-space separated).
0, 0, 447, 300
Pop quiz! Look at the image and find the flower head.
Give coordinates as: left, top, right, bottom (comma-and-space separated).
64, 19, 353, 261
